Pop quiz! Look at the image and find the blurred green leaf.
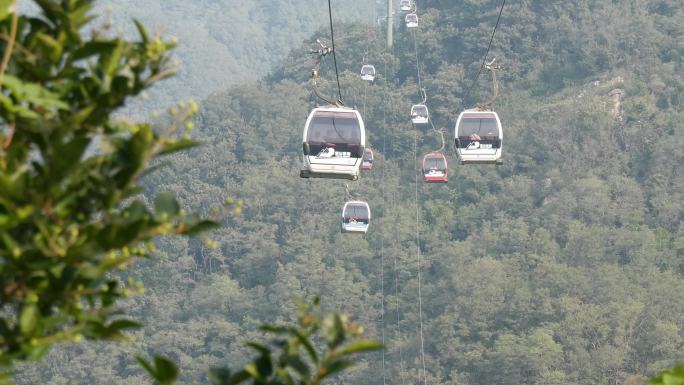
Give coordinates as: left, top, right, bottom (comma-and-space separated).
0, 0, 12, 21
19, 305, 38, 334
319, 359, 355, 380
335, 340, 383, 356
208, 367, 231, 385
154, 192, 180, 217
185, 220, 219, 235
158, 138, 200, 156
652, 365, 684, 385
137, 356, 179, 385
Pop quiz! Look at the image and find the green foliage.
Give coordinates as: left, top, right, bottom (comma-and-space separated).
0, 0, 217, 371
137, 299, 382, 385
652, 365, 684, 385
11, 0, 684, 384
104, 0, 380, 110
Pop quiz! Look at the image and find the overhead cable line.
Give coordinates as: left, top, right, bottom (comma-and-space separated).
409, 10, 429, 385
412, 124, 428, 385
412, 30, 423, 96
379, 54, 389, 385
461, 0, 506, 107
327, 0, 343, 102
386, 45, 408, 385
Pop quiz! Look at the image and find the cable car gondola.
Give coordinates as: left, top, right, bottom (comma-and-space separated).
300, 106, 366, 180
400, 0, 412, 11
421, 152, 448, 183
361, 148, 374, 170
360, 64, 376, 82
342, 201, 371, 233
405, 13, 418, 28
454, 110, 503, 165
411, 104, 429, 124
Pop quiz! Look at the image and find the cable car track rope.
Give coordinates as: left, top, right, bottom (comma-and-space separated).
409, 12, 428, 385
386, 56, 408, 385
380, 56, 388, 385
412, 122, 428, 385
461, 0, 506, 107
411, 31, 423, 98
327, 0, 343, 102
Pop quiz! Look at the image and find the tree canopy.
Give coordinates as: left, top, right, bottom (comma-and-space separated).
10, 0, 684, 384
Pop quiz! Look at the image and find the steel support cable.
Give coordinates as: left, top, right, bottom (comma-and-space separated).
411, 30, 423, 97
387, 49, 408, 385
409, 10, 429, 385
461, 0, 506, 108
380, 56, 388, 385
327, 0, 343, 103
411, 119, 428, 385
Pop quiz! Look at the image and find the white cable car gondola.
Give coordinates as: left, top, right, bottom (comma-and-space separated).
301, 106, 366, 180
405, 13, 418, 28
410, 104, 429, 124
361, 148, 374, 170
400, 0, 412, 11
454, 110, 503, 165
360, 64, 376, 82
342, 200, 371, 234
422, 152, 448, 183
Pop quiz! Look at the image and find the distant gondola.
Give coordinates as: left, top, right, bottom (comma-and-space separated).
361, 148, 374, 170
405, 13, 418, 28
360, 64, 376, 82
342, 201, 371, 233
421, 152, 448, 183
400, 0, 412, 12
411, 104, 429, 124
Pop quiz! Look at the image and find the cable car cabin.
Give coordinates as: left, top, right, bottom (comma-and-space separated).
422, 153, 448, 183
342, 201, 371, 234
405, 13, 418, 28
361, 148, 374, 170
411, 104, 429, 124
300, 107, 366, 180
454, 110, 503, 165
400, 0, 412, 11
360, 65, 376, 82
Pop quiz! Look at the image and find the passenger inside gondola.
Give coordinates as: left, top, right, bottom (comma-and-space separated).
457, 116, 499, 148
424, 156, 446, 171
344, 205, 369, 225
307, 111, 362, 156
412, 106, 428, 118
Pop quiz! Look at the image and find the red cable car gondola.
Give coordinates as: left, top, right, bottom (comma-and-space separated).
421, 152, 448, 183
361, 148, 374, 170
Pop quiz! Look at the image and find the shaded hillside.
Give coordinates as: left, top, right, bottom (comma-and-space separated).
17, 1, 684, 384
105, 0, 378, 110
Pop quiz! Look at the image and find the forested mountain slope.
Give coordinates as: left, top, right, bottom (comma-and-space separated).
17, 0, 684, 384
105, 0, 377, 109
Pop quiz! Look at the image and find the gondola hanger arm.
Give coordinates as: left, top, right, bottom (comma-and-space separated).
435, 128, 445, 153
310, 40, 344, 107
477, 58, 502, 110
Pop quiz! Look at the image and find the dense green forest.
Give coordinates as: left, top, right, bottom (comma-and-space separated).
16, 0, 684, 384
101, 0, 378, 110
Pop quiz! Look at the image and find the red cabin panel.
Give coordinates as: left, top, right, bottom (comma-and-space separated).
421, 153, 448, 183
